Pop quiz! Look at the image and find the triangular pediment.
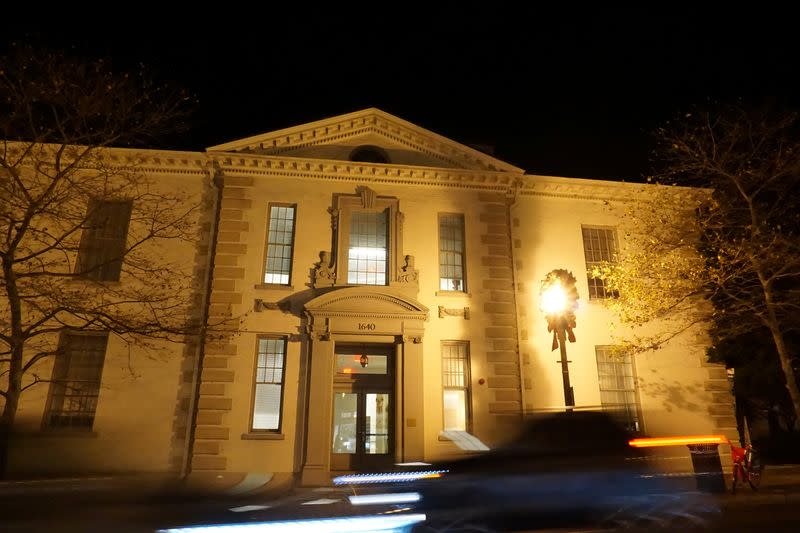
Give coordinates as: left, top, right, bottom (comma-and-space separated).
207, 108, 523, 173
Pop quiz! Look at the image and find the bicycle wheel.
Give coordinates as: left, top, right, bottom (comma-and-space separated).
747, 466, 763, 491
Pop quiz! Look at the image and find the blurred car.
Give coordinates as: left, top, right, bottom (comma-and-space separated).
405, 411, 717, 532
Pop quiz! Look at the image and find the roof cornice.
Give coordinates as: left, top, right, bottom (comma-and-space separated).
1, 141, 209, 175
208, 151, 518, 191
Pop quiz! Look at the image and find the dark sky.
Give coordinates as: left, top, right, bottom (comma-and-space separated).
4, 5, 798, 181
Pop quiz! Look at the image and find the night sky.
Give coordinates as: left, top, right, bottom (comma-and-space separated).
3, 6, 798, 181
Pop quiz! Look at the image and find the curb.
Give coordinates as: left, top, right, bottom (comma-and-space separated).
717, 491, 800, 507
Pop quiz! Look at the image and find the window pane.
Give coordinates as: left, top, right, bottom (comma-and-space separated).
442, 342, 470, 431
582, 227, 618, 299
76, 200, 133, 282
252, 383, 282, 430
46, 333, 109, 429
332, 392, 358, 454
365, 393, 390, 454
439, 215, 466, 292
252, 337, 286, 431
443, 389, 467, 431
595, 346, 639, 432
348, 210, 388, 285
264, 206, 296, 285
335, 353, 388, 375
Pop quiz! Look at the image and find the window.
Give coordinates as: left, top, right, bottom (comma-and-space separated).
347, 210, 388, 285
595, 346, 640, 432
263, 205, 296, 285
76, 199, 133, 281
349, 145, 390, 164
442, 342, 471, 431
251, 337, 287, 431
44, 332, 109, 429
439, 214, 466, 292
328, 188, 402, 287
582, 226, 618, 299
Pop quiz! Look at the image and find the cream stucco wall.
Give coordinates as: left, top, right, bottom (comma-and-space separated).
511, 189, 732, 473
7, 158, 211, 476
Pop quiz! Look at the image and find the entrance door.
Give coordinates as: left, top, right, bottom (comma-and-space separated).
331, 344, 394, 471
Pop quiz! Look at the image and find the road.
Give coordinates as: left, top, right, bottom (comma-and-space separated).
1, 477, 798, 532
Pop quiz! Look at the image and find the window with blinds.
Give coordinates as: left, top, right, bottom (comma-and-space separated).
45, 332, 109, 429
251, 337, 287, 431
264, 205, 296, 285
442, 341, 471, 432
595, 346, 640, 432
76, 199, 133, 281
582, 226, 619, 299
347, 210, 388, 285
439, 214, 466, 292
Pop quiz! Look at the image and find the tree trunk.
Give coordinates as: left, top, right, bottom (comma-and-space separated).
767, 325, 800, 432
1, 255, 24, 480
0, 387, 19, 480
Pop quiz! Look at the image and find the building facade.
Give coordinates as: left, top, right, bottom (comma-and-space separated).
5, 109, 736, 486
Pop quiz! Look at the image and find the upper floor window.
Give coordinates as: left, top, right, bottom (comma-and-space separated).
439, 214, 466, 292
595, 345, 641, 433
582, 226, 619, 299
348, 210, 388, 285
44, 332, 109, 430
75, 199, 133, 281
264, 204, 296, 285
329, 187, 403, 288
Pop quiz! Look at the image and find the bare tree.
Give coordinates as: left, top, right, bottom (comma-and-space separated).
596, 104, 800, 427
0, 45, 202, 476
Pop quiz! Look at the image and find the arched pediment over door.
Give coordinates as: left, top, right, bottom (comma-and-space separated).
304, 286, 428, 340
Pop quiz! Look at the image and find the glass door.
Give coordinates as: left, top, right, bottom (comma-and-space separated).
331, 344, 394, 471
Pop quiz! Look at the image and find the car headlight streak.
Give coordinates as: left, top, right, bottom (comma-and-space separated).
158, 513, 427, 533
333, 470, 447, 485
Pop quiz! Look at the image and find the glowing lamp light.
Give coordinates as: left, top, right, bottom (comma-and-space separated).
628, 435, 728, 448
540, 282, 567, 314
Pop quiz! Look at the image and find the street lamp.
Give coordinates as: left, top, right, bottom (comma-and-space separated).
540, 269, 579, 410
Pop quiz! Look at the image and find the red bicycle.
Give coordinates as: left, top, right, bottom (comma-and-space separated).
729, 441, 763, 494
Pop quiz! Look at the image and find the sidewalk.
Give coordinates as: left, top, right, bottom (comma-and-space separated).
712, 464, 800, 507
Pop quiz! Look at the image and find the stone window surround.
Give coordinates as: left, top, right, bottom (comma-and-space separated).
330, 190, 404, 288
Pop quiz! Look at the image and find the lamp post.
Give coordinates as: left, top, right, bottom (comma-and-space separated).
540, 269, 579, 410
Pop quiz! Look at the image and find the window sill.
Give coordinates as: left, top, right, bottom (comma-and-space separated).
66, 279, 122, 287
241, 432, 285, 440
435, 290, 471, 298
254, 283, 294, 291
28, 430, 99, 438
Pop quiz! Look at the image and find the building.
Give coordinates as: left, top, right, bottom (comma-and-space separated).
4, 109, 736, 486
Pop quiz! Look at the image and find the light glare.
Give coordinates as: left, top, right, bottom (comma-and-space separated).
157, 514, 426, 533
629, 435, 728, 447
333, 470, 447, 485
349, 492, 421, 505
540, 283, 567, 314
